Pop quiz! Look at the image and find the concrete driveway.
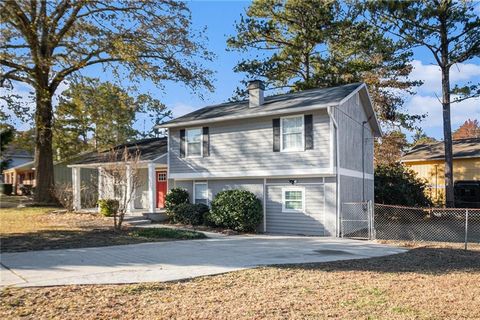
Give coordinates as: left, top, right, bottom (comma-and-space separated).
1, 235, 406, 287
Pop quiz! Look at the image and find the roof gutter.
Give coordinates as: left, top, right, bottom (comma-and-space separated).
67, 159, 162, 168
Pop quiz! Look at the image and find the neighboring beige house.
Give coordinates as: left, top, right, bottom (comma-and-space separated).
402, 137, 480, 204
3, 159, 94, 196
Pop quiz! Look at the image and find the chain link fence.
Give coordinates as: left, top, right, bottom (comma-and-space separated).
341, 202, 480, 249
341, 201, 374, 239
374, 204, 480, 249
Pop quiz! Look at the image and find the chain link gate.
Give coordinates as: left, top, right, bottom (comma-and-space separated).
341, 201, 374, 239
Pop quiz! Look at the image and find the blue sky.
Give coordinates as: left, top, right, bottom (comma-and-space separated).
6, 0, 480, 141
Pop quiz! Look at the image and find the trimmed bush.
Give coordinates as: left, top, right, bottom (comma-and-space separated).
0, 183, 13, 195
171, 203, 204, 225
207, 189, 262, 232
97, 199, 119, 217
195, 203, 210, 220
165, 188, 189, 217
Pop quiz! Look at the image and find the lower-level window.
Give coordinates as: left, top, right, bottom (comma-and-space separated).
194, 182, 208, 205
282, 187, 305, 212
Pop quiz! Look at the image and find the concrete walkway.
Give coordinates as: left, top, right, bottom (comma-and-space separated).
0, 235, 406, 287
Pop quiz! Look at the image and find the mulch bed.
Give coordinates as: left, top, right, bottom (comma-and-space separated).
1, 244, 479, 319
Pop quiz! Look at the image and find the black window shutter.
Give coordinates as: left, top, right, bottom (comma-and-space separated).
304, 114, 313, 150
180, 129, 186, 158
273, 118, 280, 152
202, 127, 210, 157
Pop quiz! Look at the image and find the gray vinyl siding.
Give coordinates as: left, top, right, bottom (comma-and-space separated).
333, 93, 374, 175
54, 165, 96, 185
339, 175, 374, 204
173, 180, 194, 203
323, 178, 337, 236
266, 183, 325, 236
208, 179, 264, 201
168, 109, 331, 176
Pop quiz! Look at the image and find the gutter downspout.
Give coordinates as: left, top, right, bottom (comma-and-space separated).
327, 106, 340, 237
362, 121, 366, 202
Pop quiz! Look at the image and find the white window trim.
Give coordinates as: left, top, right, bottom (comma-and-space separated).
280, 114, 304, 152
186, 127, 203, 158
193, 181, 208, 205
282, 187, 305, 213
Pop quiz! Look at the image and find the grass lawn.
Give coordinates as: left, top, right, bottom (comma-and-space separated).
0, 207, 206, 252
0, 195, 32, 209
1, 243, 479, 319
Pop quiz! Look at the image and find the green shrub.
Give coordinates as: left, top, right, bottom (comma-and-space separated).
171, 203, 208, 225
0, 183, 13, 195
97, 199, 119, 217
172, 203, 199, 225
375, 163, 433, 207
165, 188, 189, 217
207, 189, 262, 232
195, 203, 210, 220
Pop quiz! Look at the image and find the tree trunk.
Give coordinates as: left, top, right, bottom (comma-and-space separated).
439, 6, 454, 208
34, 87, 55, 203
441, 68, 454, 207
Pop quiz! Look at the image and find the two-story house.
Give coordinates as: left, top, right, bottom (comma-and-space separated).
160, 81, 381, 236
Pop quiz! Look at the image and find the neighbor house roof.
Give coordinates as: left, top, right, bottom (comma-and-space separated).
3, 160, 35, 172
402, 137, 480, 162
159, 82, 381, 136
69, 137, 167, 166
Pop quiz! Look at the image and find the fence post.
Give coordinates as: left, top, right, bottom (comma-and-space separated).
340, 203, 344, 238
464, 209, 469, 251
369, 200, 375, 240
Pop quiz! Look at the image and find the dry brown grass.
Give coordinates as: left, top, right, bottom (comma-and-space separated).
0, 207, 110, 234
1, 244, 479, 320
0, 208, 204, 252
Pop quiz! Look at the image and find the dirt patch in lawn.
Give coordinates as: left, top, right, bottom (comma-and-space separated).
1, 244, 479, 319
0, 208, 205, 252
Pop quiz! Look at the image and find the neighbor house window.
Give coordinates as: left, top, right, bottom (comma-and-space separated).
186, 128, 202, 157
282, 187, 305, 212
194, 182, 208, 205
281, 115, 304, 151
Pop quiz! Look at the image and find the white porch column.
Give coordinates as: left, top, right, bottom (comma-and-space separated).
148, 163, 156, 213
72, 167, 81, 211
97, 167, 104, 213
126, 165, 134, 213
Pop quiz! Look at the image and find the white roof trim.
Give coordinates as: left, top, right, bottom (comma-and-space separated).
68, 160, 168, 168
151, 153, 168, 161
170, 167, 336, 180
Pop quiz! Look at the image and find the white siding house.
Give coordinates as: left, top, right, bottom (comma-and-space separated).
159, 81, 381, 236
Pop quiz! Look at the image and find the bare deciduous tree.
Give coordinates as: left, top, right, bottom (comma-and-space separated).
101, 147, 140, 230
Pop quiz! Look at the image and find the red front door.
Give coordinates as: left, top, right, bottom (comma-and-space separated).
156, 171, 167, 208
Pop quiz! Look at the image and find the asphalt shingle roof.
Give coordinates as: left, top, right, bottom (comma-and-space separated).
402, 137, 480, 162
161, 82, 363, 126
70, 137, 167, 165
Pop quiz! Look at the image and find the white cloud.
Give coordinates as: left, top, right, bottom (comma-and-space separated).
409, 60, 480, 95
404, 59, 480, 138
406, 94, 480, 129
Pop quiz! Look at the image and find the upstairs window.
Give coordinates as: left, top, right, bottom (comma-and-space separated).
281, 115, 304, 151
186, 128, 202, 157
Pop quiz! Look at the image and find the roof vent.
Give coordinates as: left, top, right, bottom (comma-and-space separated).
248, 80, 264, 108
